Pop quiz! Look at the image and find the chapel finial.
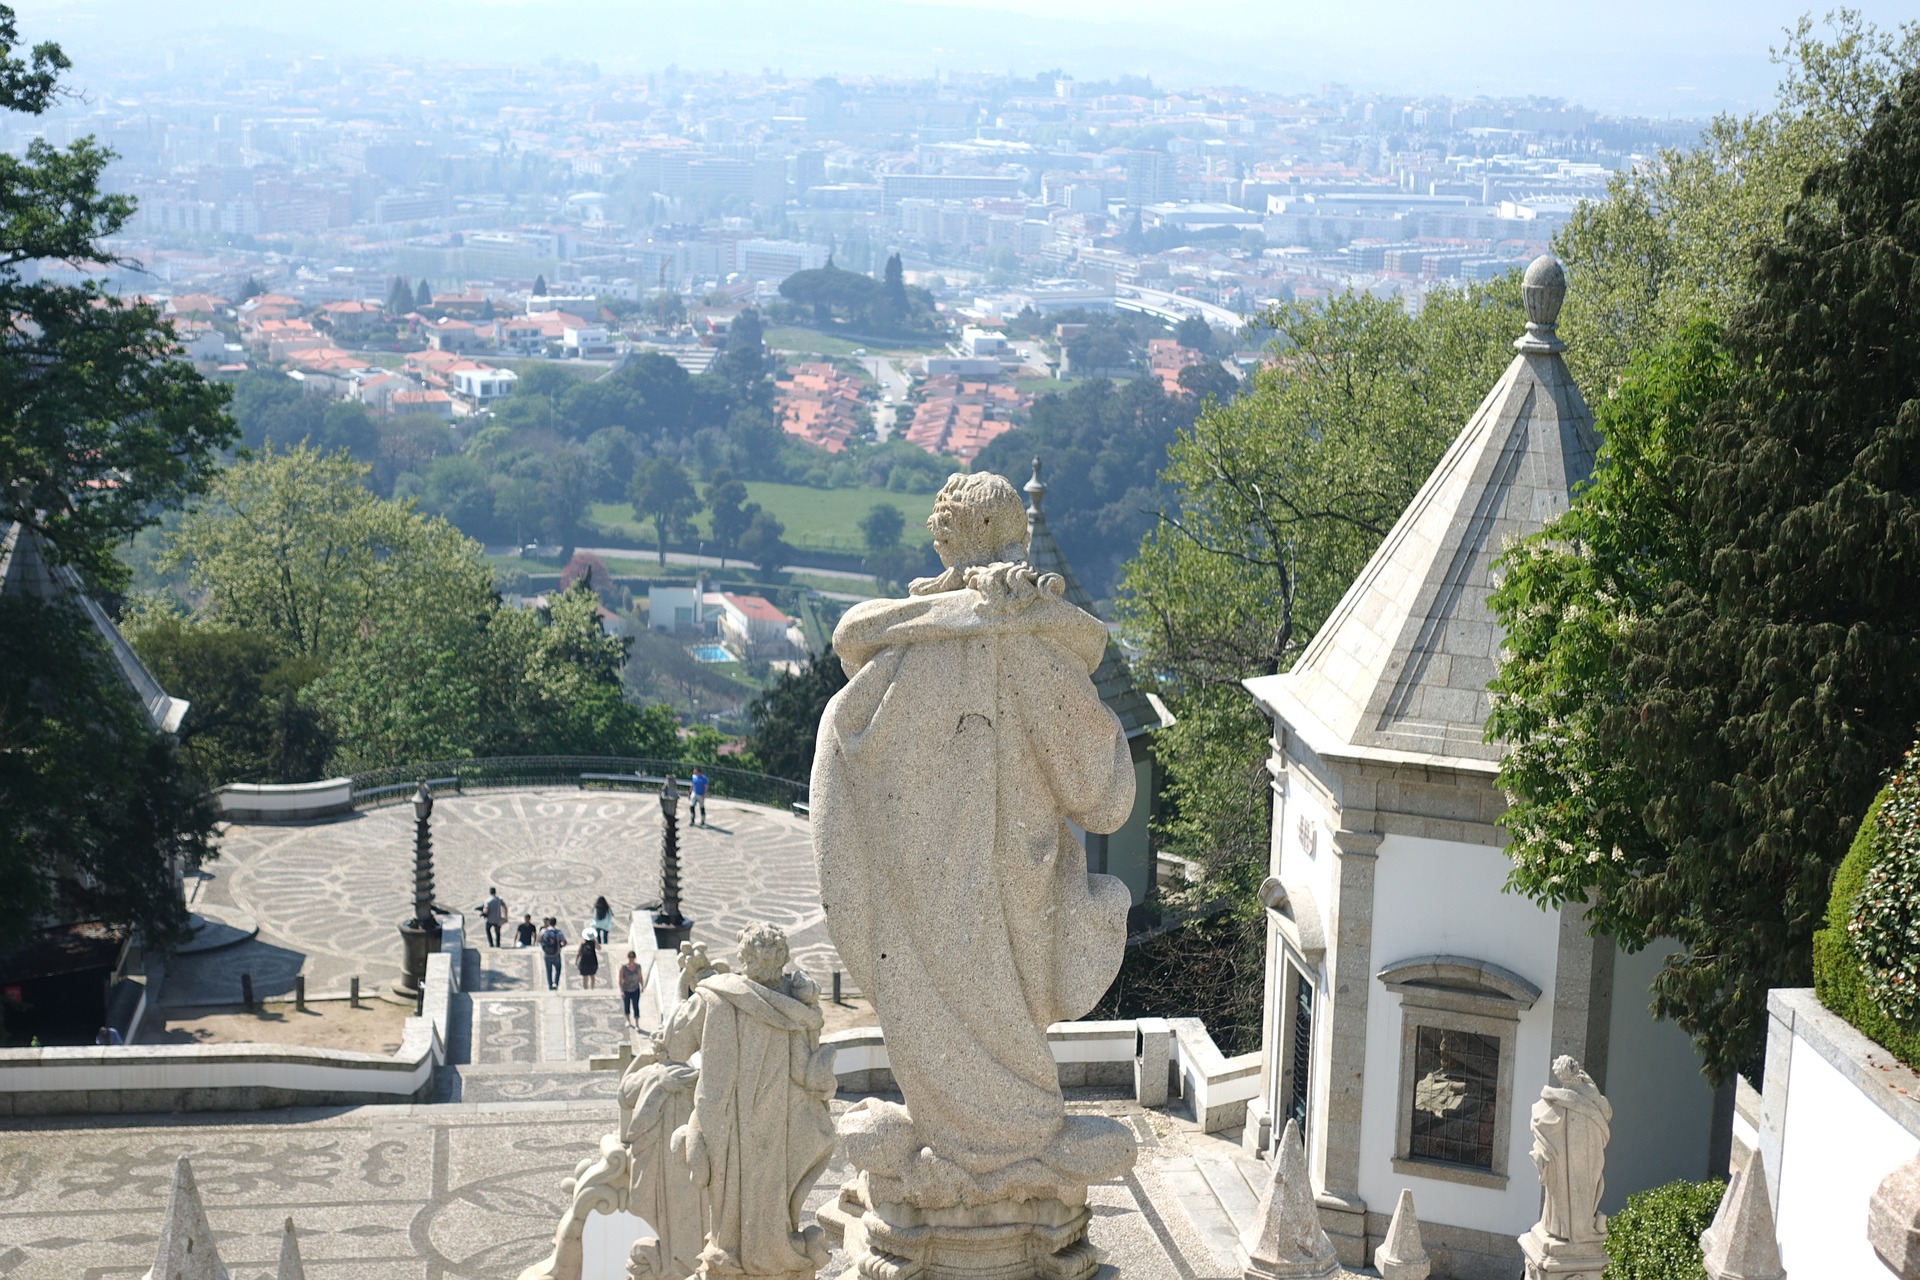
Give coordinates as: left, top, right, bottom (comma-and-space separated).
1024, 456, 1046, 515
1515, 254, 1567, 354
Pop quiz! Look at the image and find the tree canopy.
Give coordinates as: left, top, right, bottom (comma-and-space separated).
1492, 63, 1920, 1082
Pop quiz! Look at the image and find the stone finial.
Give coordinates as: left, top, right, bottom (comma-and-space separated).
1515, 254, 1567, 355
142, 1155, 230, 1280
1701, 1148, 1784, 1280
1871, 1149, 1920, 1278
274, 1218, 306, 1280
1024, 456, 1047, 515
1374, 1189, 1431, 1280
1239, 1119, 1340, 1280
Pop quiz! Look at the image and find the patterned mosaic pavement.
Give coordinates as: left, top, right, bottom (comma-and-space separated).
0, 1097, 1258, 1280
168, 792, 841, 1008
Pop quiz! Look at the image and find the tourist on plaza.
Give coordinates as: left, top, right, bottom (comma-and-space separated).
477, 887, 508, 947
516, 913, 536, 947
591, 895, 614, 943
94, 1025, 123, 1046
577, 934, 600, 988
689, 766, 709, 826
539, 917, 567, 990
618, 950, 646, 1027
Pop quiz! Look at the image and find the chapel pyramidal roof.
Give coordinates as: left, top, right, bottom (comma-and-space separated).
1023, 459, 1170, 740
1245, 254, 1599, 767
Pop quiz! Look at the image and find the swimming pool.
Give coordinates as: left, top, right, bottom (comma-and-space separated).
690, 644, 734, 663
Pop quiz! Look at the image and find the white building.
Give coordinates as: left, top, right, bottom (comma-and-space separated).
1239, 258, 1722, 1277
960, 326, 1009, 359
451, 365, 519, 403
734, 239, 829, 283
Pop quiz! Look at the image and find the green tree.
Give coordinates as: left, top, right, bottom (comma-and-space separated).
415, 279, 432, 309
386, 275, 413, 316
0, 15, 234, 585
736, 507, 790, 577
533, 272, 548, 297
0, 7, 231, 955
882, 253, 908, 315
1492, 68, 1920, 1082
1555, 12, 1920, 393
1118, 279, 1524, 871
0, 596, 218, 953
130, 615, 333, 784
163, 444, 486, 660
1173, 315, 1214, 355
859, 502, 904, 552
743, 653, 848, 782
705, 470, 753, 564
715, 307, 769, 390
629, 456, 701, 566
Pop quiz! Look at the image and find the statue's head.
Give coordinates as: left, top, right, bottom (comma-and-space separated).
736, 921, 790, 988
927, 472, 1028, 569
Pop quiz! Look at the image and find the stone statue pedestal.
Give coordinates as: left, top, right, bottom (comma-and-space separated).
1519, 1226, 1608, 1280
819, 1179, 1095, 1280
818, 1101, 1130, 1280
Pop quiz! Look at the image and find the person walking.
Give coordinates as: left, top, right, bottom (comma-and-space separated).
618, 950, 646, 1028
539, 917, 567, 990
591, 895, 614, 944
689, 766, 709, 827
476, 887, 508, 947
577, 935, 600, 989
515, 913, 536, 948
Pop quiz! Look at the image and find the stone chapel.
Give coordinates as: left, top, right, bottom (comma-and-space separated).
1240, 257, 1724, 1278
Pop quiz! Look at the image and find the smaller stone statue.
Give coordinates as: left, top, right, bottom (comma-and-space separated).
1520, 1055, 1613, 1280
669, 922, 837, 1280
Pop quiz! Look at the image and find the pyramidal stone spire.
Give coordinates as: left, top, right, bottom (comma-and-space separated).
1248, 253, 1598, 763
143, 1156, 230, 1280
1374, 1189, 1431, 1280
1238, 1119, 1340, 1280
1702, 1149, 1785, 1280
274, 1218, 306, 1280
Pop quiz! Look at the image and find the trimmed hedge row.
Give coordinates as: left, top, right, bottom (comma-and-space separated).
1813, 770, 1920, 1072
1602, 1178, 1724, 1280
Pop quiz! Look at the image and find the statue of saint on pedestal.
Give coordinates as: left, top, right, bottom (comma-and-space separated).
1520, 1055, 1613, 1280
811, 471, 1138, 1278
670, 922, 838, 1280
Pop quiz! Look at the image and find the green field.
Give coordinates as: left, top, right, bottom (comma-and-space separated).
589, 481, 937, 559
765, 326, 942, 359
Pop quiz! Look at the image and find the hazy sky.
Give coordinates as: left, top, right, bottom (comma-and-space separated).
25, 0, 1920, 116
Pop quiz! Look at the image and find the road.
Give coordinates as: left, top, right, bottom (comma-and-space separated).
573, 546, 880, 600
860, 355, 914, 440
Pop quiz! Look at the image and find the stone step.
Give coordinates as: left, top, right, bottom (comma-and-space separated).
1194, 1153, 1261, 1234
1157, 1157, 1244, 1271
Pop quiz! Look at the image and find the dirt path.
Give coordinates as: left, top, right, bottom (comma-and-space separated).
141, 997, 412, 1054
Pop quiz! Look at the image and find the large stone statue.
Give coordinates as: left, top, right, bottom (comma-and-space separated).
812, 471, 1138, 1279
1519, 1056, 1613, 1280
670, 922, 838, 1280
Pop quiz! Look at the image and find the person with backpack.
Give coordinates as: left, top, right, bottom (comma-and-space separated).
577, 934, 600, 989
689, 766, 709, 827
476, 887, 508, 947
538, 917, 567, 990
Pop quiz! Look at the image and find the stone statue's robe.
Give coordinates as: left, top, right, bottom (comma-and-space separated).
622, 1055, 703, 1280
1529, 1060, 1612, 1244
812, 576, 1135, 1174
671, 973, 837, 1279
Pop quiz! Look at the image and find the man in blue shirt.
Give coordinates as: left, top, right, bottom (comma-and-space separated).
689, 767, 709, 827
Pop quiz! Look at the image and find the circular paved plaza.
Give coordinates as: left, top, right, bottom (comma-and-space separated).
171, 791, 838, 1006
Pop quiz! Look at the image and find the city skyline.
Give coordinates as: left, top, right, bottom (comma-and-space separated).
28, 0, 1919, 116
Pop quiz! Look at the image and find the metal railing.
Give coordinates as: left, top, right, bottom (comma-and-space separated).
347, 756, 808, 813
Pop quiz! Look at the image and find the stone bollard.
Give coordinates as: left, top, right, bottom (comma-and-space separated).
240, 972, 254, 1012
1375, 1189, 1431, 1280
350, 975, 360, 1008
1135, 1016, 1171, 1108
1871, 1150, 1920, 1278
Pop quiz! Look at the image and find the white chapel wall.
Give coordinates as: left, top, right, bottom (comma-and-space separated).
1359, 832, 1561, 1236
1598, 941, 1721, 1211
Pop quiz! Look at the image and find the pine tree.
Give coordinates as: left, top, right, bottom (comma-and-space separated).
414, 279, 432, 309
386, 275, 413, 315
1603, 68, 1920, 1080
533, 272, 548, 297
882, 253, 908, 315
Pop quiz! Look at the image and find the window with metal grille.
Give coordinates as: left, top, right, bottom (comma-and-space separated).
1287, 973, 1313, 1136
1407, 1025, 1500, 1170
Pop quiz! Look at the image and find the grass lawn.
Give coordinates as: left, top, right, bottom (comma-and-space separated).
590, 481, 937, 558
1014, 375, 1072, 396
765, 326, 943, 359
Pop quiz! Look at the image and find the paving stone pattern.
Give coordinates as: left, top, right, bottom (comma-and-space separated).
170, 793, 840, 1006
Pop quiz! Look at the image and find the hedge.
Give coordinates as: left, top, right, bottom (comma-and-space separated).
1603, 1178, 1724, 1280
1813, 779, 1920, 1072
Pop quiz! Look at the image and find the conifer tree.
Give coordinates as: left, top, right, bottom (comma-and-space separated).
414, 278, 432, 309
386, 275, 413, 315
882, 252, 908, 316
533, 272, 548, 297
